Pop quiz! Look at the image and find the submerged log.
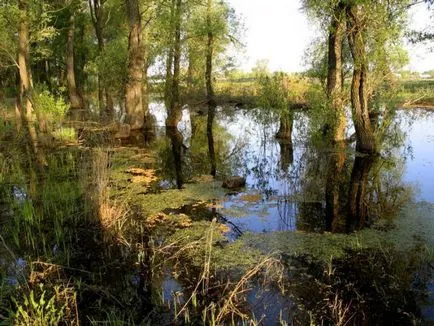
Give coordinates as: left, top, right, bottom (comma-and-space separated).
222, 176, 246, 189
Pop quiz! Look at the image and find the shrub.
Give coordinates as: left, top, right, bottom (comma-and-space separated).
33, 88, 69, 132
52, 127, 77, 142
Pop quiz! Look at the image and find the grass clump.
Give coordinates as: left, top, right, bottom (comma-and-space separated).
52, 127, 77, 143
8, 283, 78, 326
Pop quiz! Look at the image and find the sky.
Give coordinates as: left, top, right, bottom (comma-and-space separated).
228, 0, 434, 73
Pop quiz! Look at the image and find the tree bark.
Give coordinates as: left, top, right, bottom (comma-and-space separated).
166, 127, 184, 189
275, 113, 293, 141
17, 0, 45, 168
166, 0, 182, 128
89, 0, 114, 121
206, 0, 217, 177
327, 1, 346, 142
325, 141, 346, 232
346, 4, 376, 154
66, 13, 85, 118
164, 0, 175, 109
125, 0, 145, 130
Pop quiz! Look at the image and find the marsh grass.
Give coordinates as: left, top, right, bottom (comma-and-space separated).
398, 79, 434, 108
152, 220, 285, 325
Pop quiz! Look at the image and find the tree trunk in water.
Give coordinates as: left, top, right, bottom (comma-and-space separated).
125, 0, 144, 130
279, 141, 293, 172
166, 0, 182, 128
206, 0, 216, 177
67, 13, 85, 119
166, 127, 184, 189
275, 113, 293, 142
17, 0, 45, 168
327, 2, 346, 142
346, 5, 376, 154
325, 141, 346, 232
346, 154, 376, 232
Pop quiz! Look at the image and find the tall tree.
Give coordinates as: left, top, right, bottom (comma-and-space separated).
66, 10, 86, 118
206, 0, 217, 177
346, 3, 376, 153
89, 0, 114, 120
125, 0, 145, 130
326, 1, 346, 142
166, 0, 182, 128
17, 0, 45, 167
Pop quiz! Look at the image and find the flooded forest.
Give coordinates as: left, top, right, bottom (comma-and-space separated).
1, 0, 434, 325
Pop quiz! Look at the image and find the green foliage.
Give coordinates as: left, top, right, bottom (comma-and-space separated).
257, 73, 290, 112
10, 285, 71, 326
96, 38, 128, 96
0, 3, 17, 65
52, 127, 77, 142
256, 72, 314, 112
33, 87, 70, 128
184, 0, 244, 91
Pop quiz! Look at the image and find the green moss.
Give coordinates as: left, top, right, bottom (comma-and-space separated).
167, 221, 263, 270
120, 181, 227, 215
241, 202, 434, 262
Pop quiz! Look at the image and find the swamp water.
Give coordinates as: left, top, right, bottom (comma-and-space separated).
0, 104, 433, 325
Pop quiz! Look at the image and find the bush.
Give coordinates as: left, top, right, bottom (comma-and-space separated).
33, 88, 69, 132
52, 127, 77, 142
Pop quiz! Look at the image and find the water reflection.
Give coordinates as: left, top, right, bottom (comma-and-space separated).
346, 154, 377, 232
207, 103, 217, 177
166, 126, 185, 189
193, 107, 414, 234
2, 101, 433, 324
279, 140, 294, 172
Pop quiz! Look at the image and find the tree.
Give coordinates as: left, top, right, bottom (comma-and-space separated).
17, 0, 46, 167
326, 1, 346, 142
205, 0, 217, 176
166, 0, 182, 128
304, 0, 411, 153
125, 0, 145, 130
66, 7, 86, 118
89, 0, 114, 120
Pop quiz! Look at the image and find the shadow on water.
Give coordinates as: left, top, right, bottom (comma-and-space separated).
166, 126, 185, 189
0, 145, 162, 323
1, 102, 433, 324
151, 104, 433, 323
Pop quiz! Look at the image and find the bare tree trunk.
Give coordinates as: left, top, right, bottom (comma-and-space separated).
67, 13, 85, 119
89, 0, 114, 121
275, 113, 293, 141
142, 29, 155, 142
346, 4, 376, 154
327, 1, 346, 142
164, 0, 175, 110
166, 0, 182, 128
17, 0, 45, 168
325, 141, 346, 232
166, 127, 184, 189
125, 0, 144, 130
205, 0, 217, 177
187, 44, 194, 90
